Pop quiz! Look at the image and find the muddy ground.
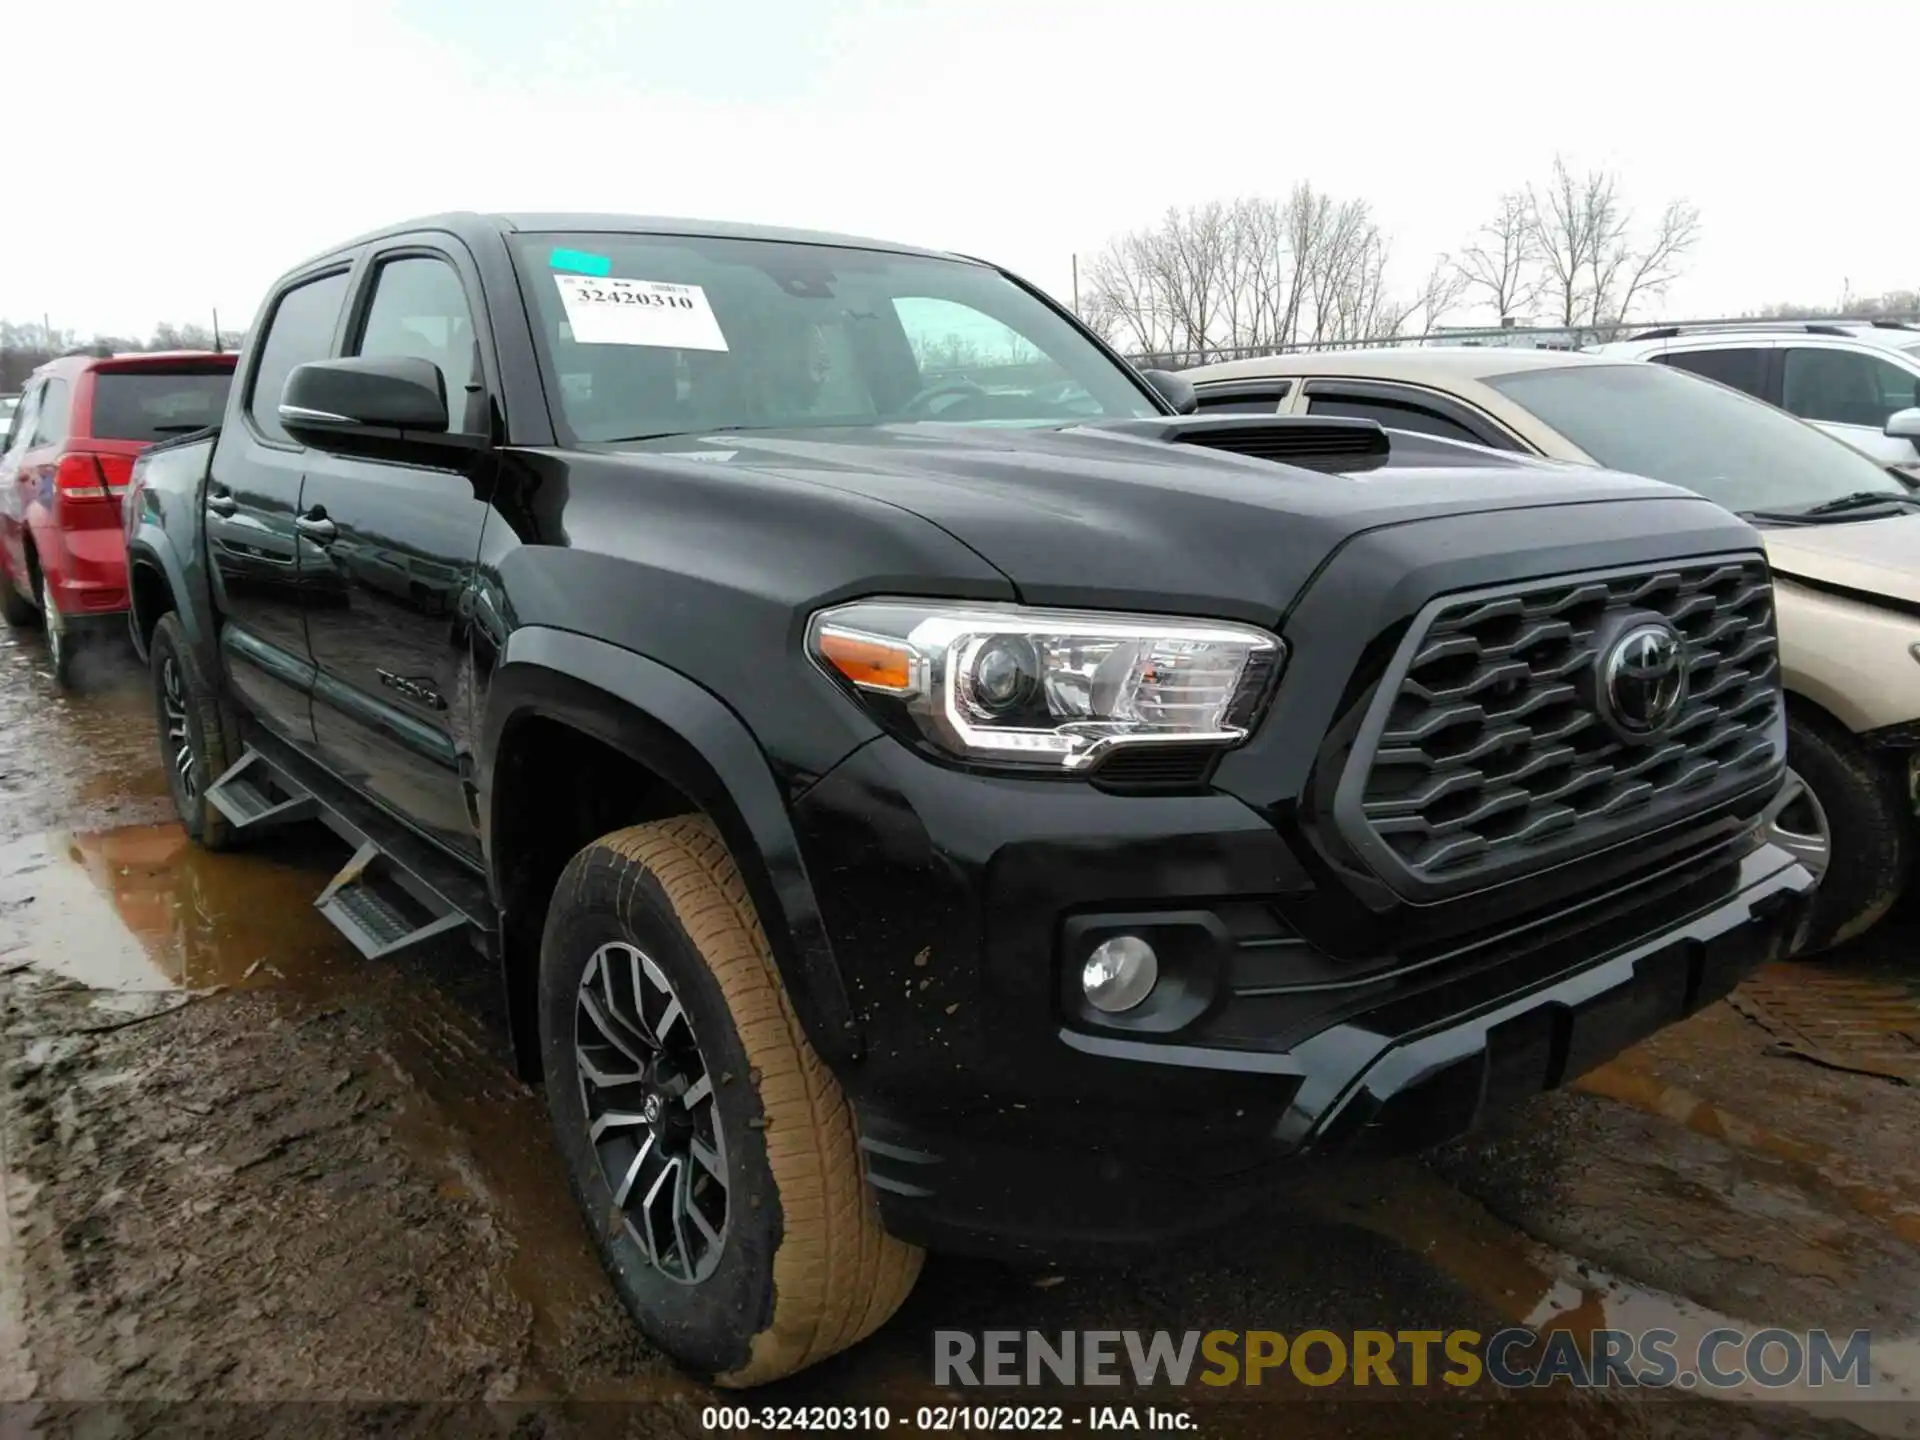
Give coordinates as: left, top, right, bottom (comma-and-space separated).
2, 620, 1918, 1439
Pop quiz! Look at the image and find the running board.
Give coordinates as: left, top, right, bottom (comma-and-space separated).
205, 749, 319, 835
211, 733, 497, 966
315, 840, 470, 961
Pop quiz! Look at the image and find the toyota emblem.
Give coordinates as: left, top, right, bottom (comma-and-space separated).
1600, 622, 1687, 738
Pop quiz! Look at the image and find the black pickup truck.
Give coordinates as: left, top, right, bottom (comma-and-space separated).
124, 211, 1815, 1386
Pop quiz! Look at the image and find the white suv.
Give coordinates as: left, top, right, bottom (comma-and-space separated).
1592, 321, 1920, 478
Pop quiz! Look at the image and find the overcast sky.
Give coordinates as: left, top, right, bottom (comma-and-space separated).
2, 0, 1912, 340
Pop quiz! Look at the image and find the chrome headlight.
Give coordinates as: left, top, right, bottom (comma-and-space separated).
808, 600, 1283, 771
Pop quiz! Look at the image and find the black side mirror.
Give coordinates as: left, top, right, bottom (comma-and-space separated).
1140, 367, 1198, 416
279, 356, 485, 465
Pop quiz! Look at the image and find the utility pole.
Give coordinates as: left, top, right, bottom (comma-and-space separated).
212, 308, 223, 354
1072, 254, 1080, 316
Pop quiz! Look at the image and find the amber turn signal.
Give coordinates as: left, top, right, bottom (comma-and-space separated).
818, 627, 916, 693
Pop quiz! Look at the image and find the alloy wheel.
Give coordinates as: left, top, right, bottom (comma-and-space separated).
1761, 766, 1831, 885
161, 656, 199, 807
574, 940, 728, 1285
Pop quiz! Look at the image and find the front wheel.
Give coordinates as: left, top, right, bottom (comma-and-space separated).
0, 558, 32, 628
1779, 711, 1912, 954
539, 815, 922, 1386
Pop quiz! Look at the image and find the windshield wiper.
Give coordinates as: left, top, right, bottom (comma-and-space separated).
1799, 490, 1920, 517
595, 425, 755, 445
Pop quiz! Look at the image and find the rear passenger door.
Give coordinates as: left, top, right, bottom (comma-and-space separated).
207, 265, 354, 747
297, 243, 495, 860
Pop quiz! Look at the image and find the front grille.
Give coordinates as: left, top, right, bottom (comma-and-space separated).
1338, 556, 1781, 896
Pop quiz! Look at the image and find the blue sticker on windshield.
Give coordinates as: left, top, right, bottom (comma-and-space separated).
549, 247, 612, 277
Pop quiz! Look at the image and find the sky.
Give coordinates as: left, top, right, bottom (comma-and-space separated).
2, 0, 1913, 341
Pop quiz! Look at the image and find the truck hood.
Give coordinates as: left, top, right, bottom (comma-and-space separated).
1761, 512, 1920, 607
618, 420, 1709, 622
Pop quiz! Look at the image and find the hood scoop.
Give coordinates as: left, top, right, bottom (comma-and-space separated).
1091, 414, 1393, 471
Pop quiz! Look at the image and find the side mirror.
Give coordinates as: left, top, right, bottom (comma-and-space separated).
279, 356, 485, 464
1140, 367, 1198, 416
1884, 406, 1920, 442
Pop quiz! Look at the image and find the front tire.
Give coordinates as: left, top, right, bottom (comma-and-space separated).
538, 815, 922, 1387
1782, 710, 1911, 954
149, 614, 236, 852
0, 560, 32, 628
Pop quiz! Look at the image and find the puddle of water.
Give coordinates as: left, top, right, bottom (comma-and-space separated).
0, 823, 355, 994
1316, 1161, 1920, 1435
1576, 1058, 1920, 1246
0, 631, 170, 844
0, 816, 643, 1394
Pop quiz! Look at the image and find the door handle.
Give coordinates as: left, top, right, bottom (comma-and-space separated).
206, 491, 237, 516
295, 513, 337, 542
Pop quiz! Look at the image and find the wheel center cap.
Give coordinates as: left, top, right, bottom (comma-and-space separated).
642, 1093, 664, 1125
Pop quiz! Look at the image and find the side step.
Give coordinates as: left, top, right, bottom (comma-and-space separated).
210, 738, 495, 964
206, 750, 319, 836
315, 841, 470, 962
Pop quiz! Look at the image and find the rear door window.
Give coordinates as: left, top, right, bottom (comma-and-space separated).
1305, 392, 1492, 447
248, 270, 352, 443
1194, 381, 1292, 415
89, 370, 233, 442
29, 379, 70, 448
1654, 347, 1768, 399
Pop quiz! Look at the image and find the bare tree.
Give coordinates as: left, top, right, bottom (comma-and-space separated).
1526, 156, 1701, 340
1586, 198, 1700, 338
1455, 192, 1541, 322
1529, 157, 1614, 330
1082, 182, 1491, 362
1394, 256, 1470, 338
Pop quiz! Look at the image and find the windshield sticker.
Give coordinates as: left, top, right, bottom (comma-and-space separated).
553, 275, 729, 351
548, 247, 612, 277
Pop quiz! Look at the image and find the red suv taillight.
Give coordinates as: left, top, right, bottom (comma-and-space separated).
54, 450, 132, 524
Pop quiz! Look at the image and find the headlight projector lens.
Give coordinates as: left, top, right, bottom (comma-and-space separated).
968, 636, 1040, 715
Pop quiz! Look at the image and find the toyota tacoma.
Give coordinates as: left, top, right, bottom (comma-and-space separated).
123, 212, 1816, 1386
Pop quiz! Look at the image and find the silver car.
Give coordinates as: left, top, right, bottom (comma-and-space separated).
1590, 321, 1920, 478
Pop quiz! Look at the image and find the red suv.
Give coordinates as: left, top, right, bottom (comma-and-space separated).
0, 351, 236, 684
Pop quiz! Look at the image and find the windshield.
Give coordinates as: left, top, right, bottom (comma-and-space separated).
511, 232, 1161, 443
89, 369, 232, 442
1482, 362, 1908, 514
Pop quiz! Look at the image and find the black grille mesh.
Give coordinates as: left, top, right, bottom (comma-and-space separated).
1348, 558, 1780, 890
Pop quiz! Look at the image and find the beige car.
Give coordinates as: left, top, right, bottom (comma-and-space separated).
1182, 348, 1920, 952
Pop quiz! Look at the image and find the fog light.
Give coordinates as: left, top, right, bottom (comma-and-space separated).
1082, 935, 1158, 1013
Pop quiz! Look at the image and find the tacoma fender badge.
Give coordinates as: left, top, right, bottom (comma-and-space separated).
377, 670, 447, 711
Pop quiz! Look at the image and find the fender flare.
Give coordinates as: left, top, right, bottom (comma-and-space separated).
123, 532, 212, 669
478, 625, 862, 1068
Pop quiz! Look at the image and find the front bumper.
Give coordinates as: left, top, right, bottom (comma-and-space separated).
792, 739, 1814, 1261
